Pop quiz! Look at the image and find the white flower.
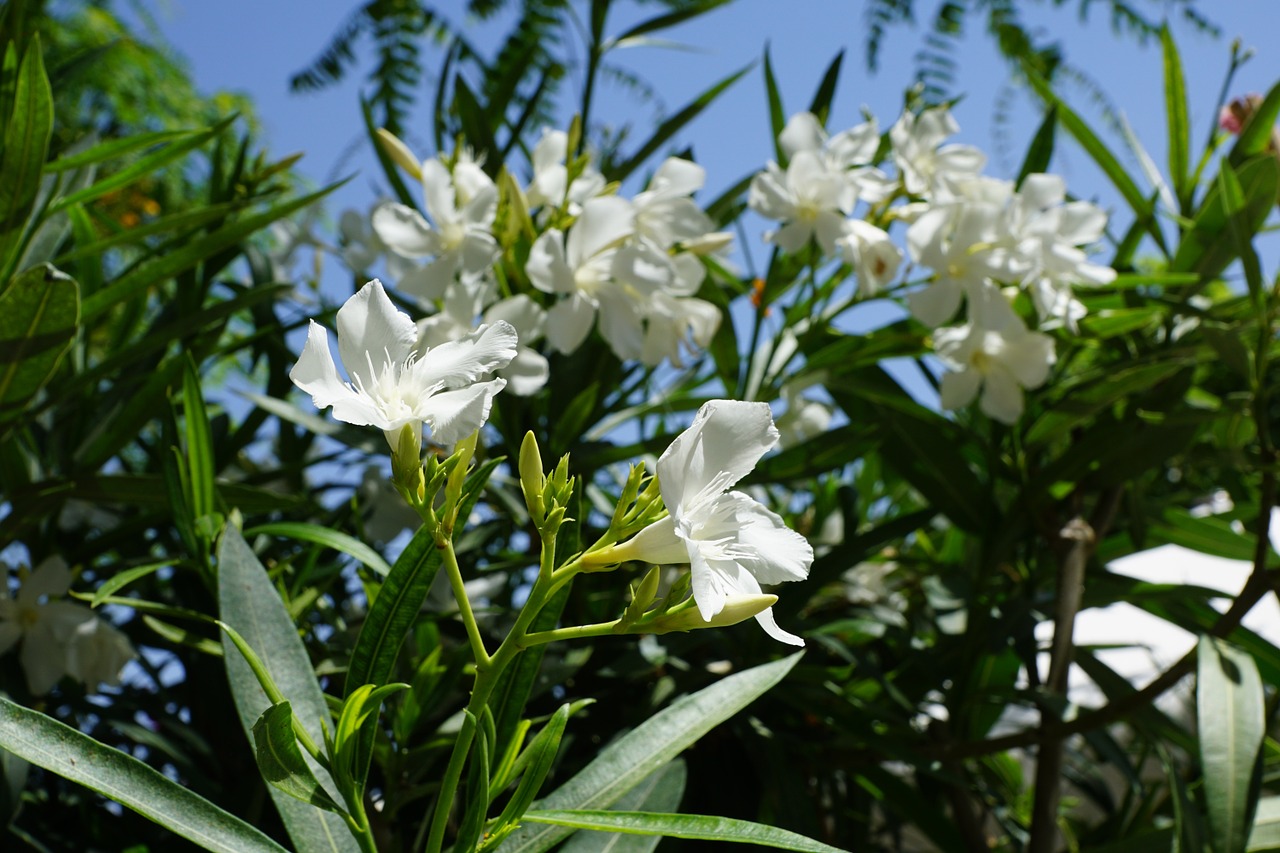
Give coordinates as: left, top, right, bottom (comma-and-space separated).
526, 196, 652, 359
776, 383, 833, 448
890, 107, 986, 200
371, 155, 501, 300
780, 111, 892, 203
749, 150, 851, 255
290, 279, 518, 449
837, 219, 903, 296
640, 291, 721, 367
610, 400, 813, 645
633, 158, 719, 250
935, 287, 1056, 424
1009, 174, 1116, 330
0, 558, 135, 695
418, 281, 550, 396
525, 128, 606, 214
905, 180, 1017, 326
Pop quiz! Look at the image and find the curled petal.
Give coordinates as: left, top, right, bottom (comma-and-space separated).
337, 280, 418, 389
422, 379, 507, 445
656, 400, 778, 513
411, 321, 519, 391
725, 493, 814, 585
371, 204, 438, 257
290, 321, 365, 416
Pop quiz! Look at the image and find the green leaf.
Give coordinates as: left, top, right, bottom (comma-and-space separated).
1198, 635, 1265, 853
1161, 26, 1189, 203
0, 695, 287, 853
47, 117, 236, 214
1230, 82, 1280, 165
1247, 796, 1280, 851
252, 702, 345, 813
0, 35, 52, 272
344, 519, 441, 697
217, 524, 360, 853
1016, 104, 1057, 187
1023, 63, 1160, 244
487, 704, 573, 847
495, 653, 802, 853
611, 64, 752, 179
181, 357, 216, 525
246, 522, 392, 578
805, 51, 843, 127
558, 761, 687, 853
81, 182, 340, 322
91, 560, 174, 607
43, 129, 188, 172
608, 0, 734, 45
0, 263, 78, 420
521, 810, 844, 852
1171, 155, 1278, 281
1079, 306, 1163, 339
762, 46, 787, 165
1147, 510, 1256, 562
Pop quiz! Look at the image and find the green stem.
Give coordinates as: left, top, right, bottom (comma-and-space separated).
521, 619, 620, 648
440, 537, 491, 670
423, 526, 565, 852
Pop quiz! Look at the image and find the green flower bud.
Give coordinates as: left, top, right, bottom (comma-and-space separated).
642, 594, 778, 635
519, 431, 546, 523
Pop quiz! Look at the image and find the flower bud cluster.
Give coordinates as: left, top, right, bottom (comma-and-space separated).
517, 431, 575, 533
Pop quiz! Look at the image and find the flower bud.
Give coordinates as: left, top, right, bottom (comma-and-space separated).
519, 431, 546, 523
621, 565, 662, 627
643, 594, 778, 634
443, 430, 480, 514
376, 128, 424, 181
390, 423, 425, 503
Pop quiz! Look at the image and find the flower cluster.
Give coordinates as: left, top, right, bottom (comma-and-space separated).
333, 128, 730, 394
749, 106, 1115, 423
0, 558, 135, 695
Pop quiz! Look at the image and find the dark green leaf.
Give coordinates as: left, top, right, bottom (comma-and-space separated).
1016, 104, 1057, 187
247, 522, 392, 578
1161, 26, 1190, 203
252, 702, 345, 813
0, 263, 77, 420
520, 810, 844, 852
218, 524, 359, 853
0, 35, 52, 271
1198, 635, 1265, 853
557, 761, 687, 853
0, 695, 287, 853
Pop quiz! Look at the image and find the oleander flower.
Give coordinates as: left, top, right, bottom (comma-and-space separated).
935, 286, 1056, 424
371, 153, 501, 300
890, 106, 986, 200
290, 279, 518, 450
0, 558, 135, 695
607, 400, 813, 645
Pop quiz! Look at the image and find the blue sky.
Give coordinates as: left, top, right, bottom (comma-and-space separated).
145, 1, 1280, 217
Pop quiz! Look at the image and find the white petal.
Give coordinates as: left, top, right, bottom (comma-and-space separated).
545, 294, 597, 354
657, 400, 778, 513
723, 492, 813, 585
567, 196, 634, 265
724, 569, 805, 646
908, 280, 963, 327
649, 157, 705, 196
411, 321, 519, 390
24, 557, 72, 600
747, 166, 795, 221
290, 321, 364, 414
455, 161, 498, 226
526, 231, 575, 295
422, 379, 507, 445
980, 370, 1024, 424
939, 368, 981, 411
421, 159, 457, 225
617, 516, 691, 565
779, 112, 826, 158
595, 283, 646, 361
371, 203, 438, 257
337, 280, 419, 388
399, 256, 458, 301
611, 242, 674, 293
485, 295, 546, 340
459, 232, 500, 278
501, 348, 549, 396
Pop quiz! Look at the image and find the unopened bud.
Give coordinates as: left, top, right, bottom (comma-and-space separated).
444, 431, 480, 509
519, 431, 546, 523
390, 424, 425, 503
376, 129, 424, 181
622, 566, 662, 626
644, 594, 778, 634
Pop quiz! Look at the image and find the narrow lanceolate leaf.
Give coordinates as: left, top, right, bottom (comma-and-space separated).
246, 522, 393, 578
344, 523, 443, 696
0, 35, 53, 265
1016, 104, 1057, 189
253, 702, 345, 813
521, 810, 845, 853
485, 705, 574, 849
0, 695, 288, 853
1198, 635, 1265, 853
1160, 25, 1190, 204
495, 653, 802, 853
1247, 796, 1280, 851
0, 263, 78, 420
218, 524, 360, 853
558, 760, 687, 853
1229, 81, 1280, 166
